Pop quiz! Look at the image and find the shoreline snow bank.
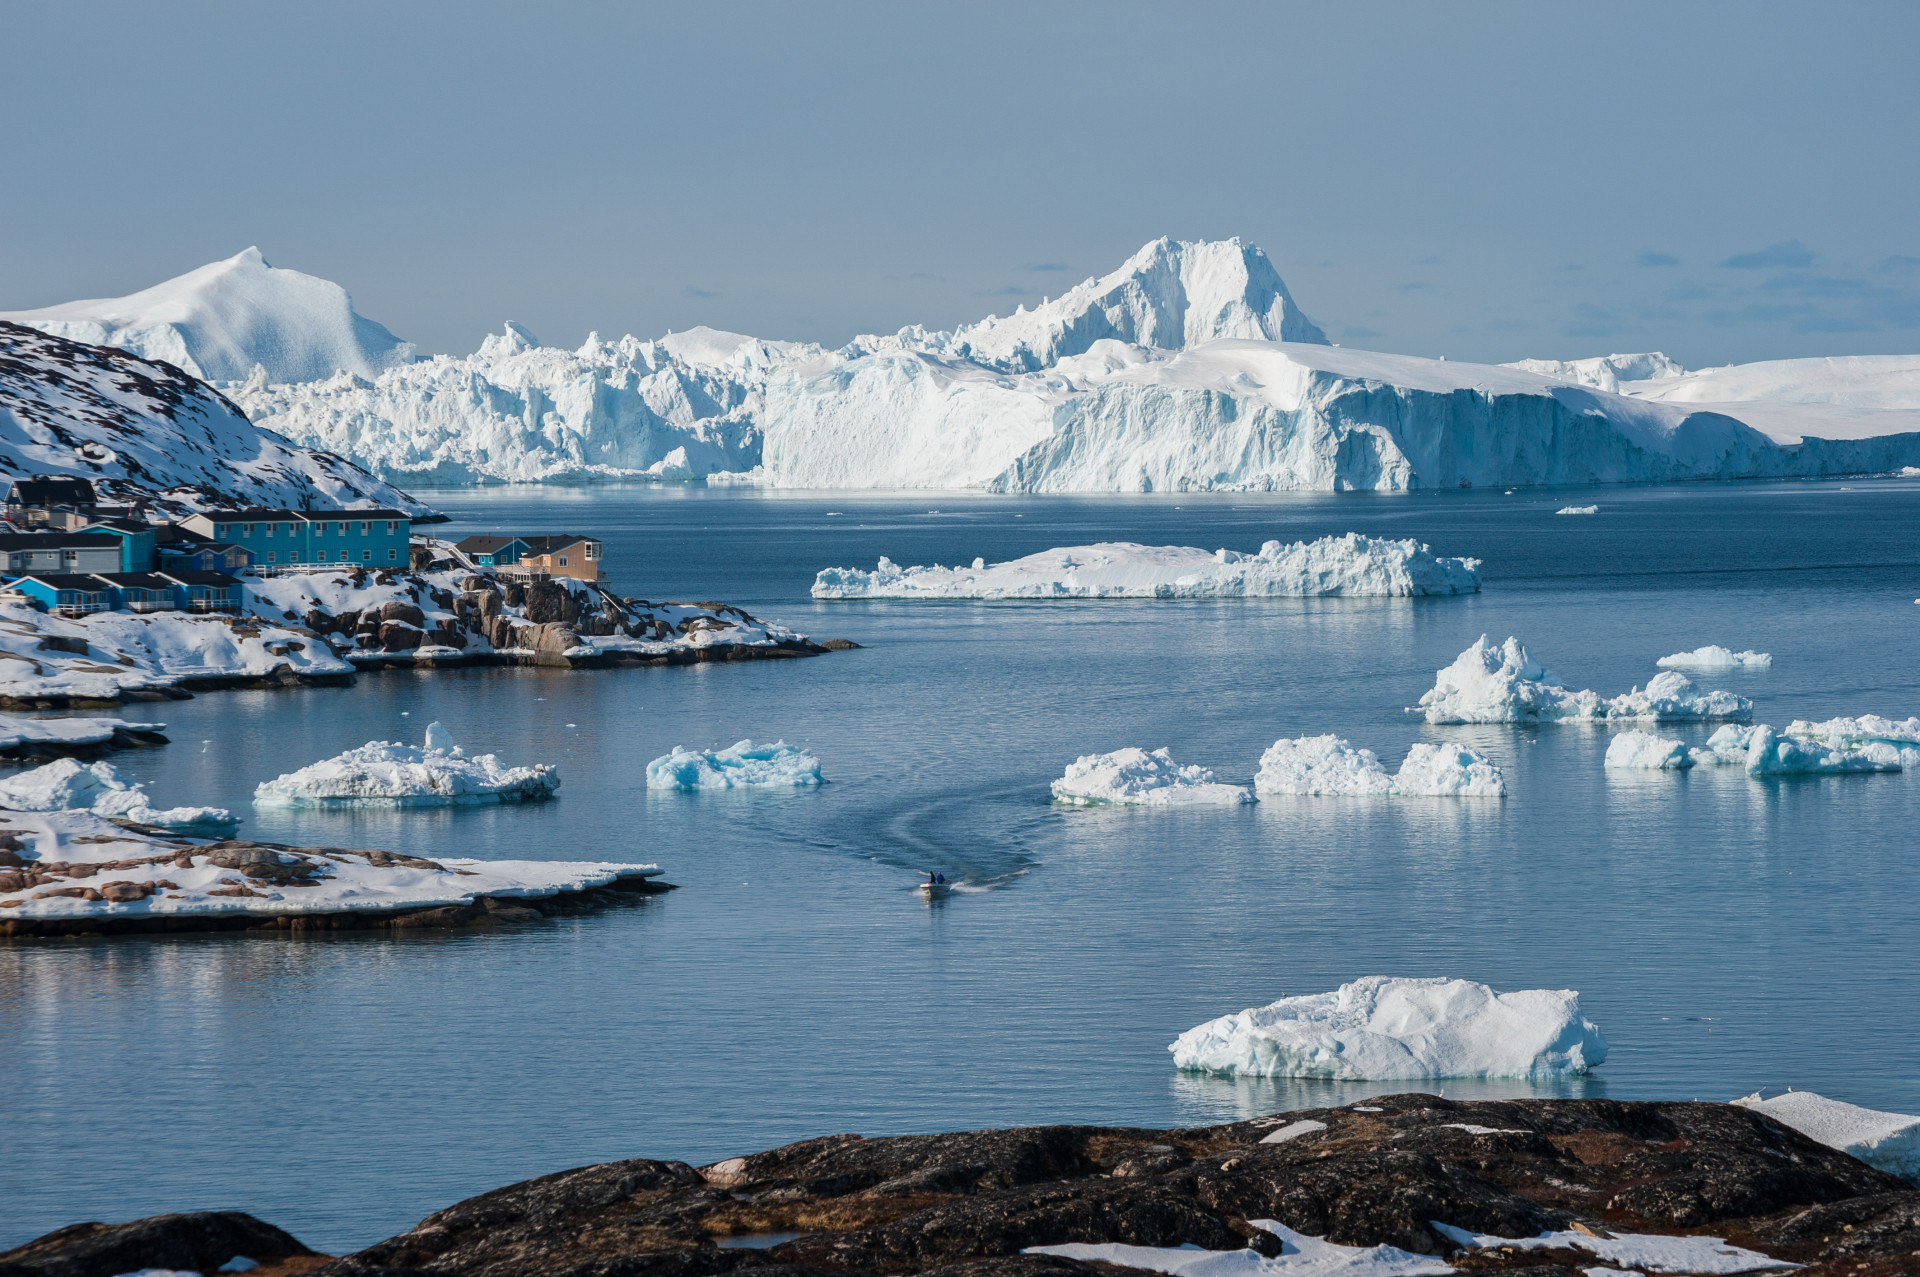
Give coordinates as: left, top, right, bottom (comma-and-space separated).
1734, 1091, 1920, 1182
1431, 1222, 1795, 1274
253, 724, 559, 807
1417, 636, 1751, 724
1254, 736, 1505, 796
1051, 747, 1253, 806
0, 758, 236, 832
812, 534, 1481, 600
645, 740, 824, 790
1027, 1219, 1452, 1277
1658, 646, 1771, 668
1169, 976, 1607, 1080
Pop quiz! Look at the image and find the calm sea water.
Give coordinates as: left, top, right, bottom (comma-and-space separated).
4, 480, 1920, 1253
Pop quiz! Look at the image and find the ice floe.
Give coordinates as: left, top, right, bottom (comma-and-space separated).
1604, 730, 1696, 769
1416, 636, 1751, 725
1027, 1219, 1454, 1277
1743, 725, 1902, 776
1734, 1090, 1920, 1181
1430, 1221, 1796, 1273
0, 758, 237, 833
1253, 737, 1504, 796
1657, 646, 1772, 668
1169, 976, 1607, 1080
0, 806, 661, 927
1784, 714, 1920, 760
252, 723, 560, 807
645, 740, 825, 790
1556, 505, 1599, 515
1051, 747, 1253, 806
812, 534, 1480, 600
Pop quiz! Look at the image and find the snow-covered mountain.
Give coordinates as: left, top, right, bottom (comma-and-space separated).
0, 247, 413, 384
32, 237, 1920, 492
0, 323, 433, 516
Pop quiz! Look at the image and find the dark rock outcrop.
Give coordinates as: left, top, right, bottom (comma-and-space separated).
0, 1210, 316, 1277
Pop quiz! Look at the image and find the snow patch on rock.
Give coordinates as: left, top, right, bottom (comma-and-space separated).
1431, 1222, 1795, 1274
1027, 1219, 1453, 1277
1734, 1090, 1920, 1182
1169, 976, 1607, 1080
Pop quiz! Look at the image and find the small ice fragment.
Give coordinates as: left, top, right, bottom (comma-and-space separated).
1557, 505, 1599, 515
1656, 646, 1771, 668
423, 721, 454, 752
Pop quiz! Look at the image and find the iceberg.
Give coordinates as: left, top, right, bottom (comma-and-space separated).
1603, 730, 1695, 769
0, 247, 413, 384
812, 534, 1480, 600
1555, 505, 1598, 515
1733, 1090, 1920, 1182
1430, 1222, 1795, 1274
253, 724, 559, 807
1253, 736, 1504, 796
1026, 1219, 1453, 1277
0, 758, 236, 833
1784, 714, 1920, 759
1743, 724, 1902, 777
1050, 748, 1253, 806
645, 740, 824, 790
1416, 636, 1752, 725
1502, 351, 1688, 393
1658, 646, 1772, 668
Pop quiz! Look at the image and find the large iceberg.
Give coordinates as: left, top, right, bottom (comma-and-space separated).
1027, 1220, 1452, 1277
253, 724, 559, 807
1416, 636, 1752, 725
1169, 976, 1607, 1080
1050, 748, 1253, 806
1734, 1090, 1920, 1182
1658, 645, 1771, 668
1253, 736, 1505, 796
0, 757, 236, 833
645, 740, 824, 790
0, 247, 413, 384
813, 534, 1480, 600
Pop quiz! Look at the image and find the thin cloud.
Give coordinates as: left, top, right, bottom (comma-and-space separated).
1635, 250, 1679, 268
1026, 262, 1075, 273
1879, 255, 1920, 275
977, 284, 1033, 297
1720, 240, 1814, 270
1341, 325, 1383, 340
683, 285, 720, 299
1396, 281, 1434, 293
1562, 303, 1638, 339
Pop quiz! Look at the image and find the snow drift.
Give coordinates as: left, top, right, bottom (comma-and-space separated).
253, 724, 559, 806
645, 740, 824, 790
1432, 1222, 1795, 1274
1169, 976, 1607, 1080
0, 757, 236, 832
1050, 747, 1253, 806
1253, 736, 1505, 796
1027, 1220, 1453, 1277
0, 248, 413, 384
813, 534, 1480, 600
1417, 636, 1752, 724
1734, 1090, 1920, 1182
0, 322, 432, 515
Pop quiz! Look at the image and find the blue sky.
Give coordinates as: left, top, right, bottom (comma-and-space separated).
3, 1, 1916, 367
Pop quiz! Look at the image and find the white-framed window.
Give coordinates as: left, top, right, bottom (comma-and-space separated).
387, 520, 397, 533
290, 552, 301, 563
558, 555, 568, 566
266, 551, 277, 563
359, 522, 368, 534
585, 543, 599, 559
243, 523, 255, 535
388, 549, 397, 561
317, 550, 328, 562
362, 550, 371, 561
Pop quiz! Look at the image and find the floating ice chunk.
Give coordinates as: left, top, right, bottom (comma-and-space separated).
1429, 1222, 1795, 1273
1417, 636, 1751, 724
1027, 1219, 1454, 1277
0, 758, 238, 833
1743, 724, 1902, 777
812, 534, 1481, 599
1169, 976, 1606, 1080
1657, 646, 1771, 668
1051, 747, 1253, 806
1733, 1090, 1920, 1181
1604, 731, 1694, 769
645, 740, 824, 790
254, 730, 559, 807
1253, 737, 1504, 796
1556, 505, 1599, 515
1784, 714, 1920, 761
1697, 724, 1757, 765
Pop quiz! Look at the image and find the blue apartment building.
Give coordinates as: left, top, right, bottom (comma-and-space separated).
176, 509, 412, 568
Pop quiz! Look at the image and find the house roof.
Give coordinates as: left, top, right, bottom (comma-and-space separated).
455, 535, 529, 553
200, 508, 411, 523
91, 572, 174, 588
160, 541, 246, 555
155, 569, 240, 587
8, 573, 112, 591
521, 534, 598, 553
0, 532, 123, 550
7, 478, 97, 505
82, 519, 155, 536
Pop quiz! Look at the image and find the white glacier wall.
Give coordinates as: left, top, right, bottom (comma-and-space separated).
0, 248, 413, 384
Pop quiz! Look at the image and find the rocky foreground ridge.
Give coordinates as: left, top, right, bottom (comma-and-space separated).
9, 1097, 1920, 1277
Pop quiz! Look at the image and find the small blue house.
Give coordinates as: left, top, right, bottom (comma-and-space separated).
80, 519, 158, 572
454, 535, 528, 567
6, 574, 114, 616
155, 569, 242, 611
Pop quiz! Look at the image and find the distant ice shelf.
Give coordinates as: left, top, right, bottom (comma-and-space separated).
812, 534, 1481, 599
1169, 976, 1607, 1080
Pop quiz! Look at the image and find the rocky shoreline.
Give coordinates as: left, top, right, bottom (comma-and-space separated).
7, 1096, 1919, 1277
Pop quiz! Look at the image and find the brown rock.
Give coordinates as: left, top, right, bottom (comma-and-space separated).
380, 600, 427, 629
378, 622, 424, 651
98, 880, 151, 903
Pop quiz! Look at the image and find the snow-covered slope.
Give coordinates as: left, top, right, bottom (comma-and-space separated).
1502, 352, 1687, 393
0, 248, 413, 384
1622, 355, 1920, 443
0, 322, 433, 515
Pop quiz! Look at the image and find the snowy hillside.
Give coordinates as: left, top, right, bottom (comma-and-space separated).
63, 236, 1920, 493
0, 323, 432, 515
0, 247, 413, 384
